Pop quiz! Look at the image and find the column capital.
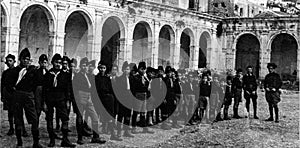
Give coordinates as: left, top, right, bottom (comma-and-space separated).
57, 3, 67, 11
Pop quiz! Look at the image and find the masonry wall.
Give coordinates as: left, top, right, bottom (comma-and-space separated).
1, 0, 223, 72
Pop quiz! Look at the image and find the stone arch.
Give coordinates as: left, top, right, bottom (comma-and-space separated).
64, 10, 94, 59
64, 8, 94, 36
180, 28, 195, 69
132, 21, 153, 66
19, 3, 55, 32
158, 24, 175, 67
235, 33, 260, 77
100, 16, 126, 72
198, 31, 212, 68
269, 33, 298, 81
19, 4, 55, 65
100, 15, 126, 39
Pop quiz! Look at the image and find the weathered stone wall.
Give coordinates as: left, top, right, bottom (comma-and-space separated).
1, 0, 222, 71
223, 16, 300, 80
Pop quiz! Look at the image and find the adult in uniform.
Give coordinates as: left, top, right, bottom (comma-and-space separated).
232, 69, 243, 119
8, 48, 42, 147
243, 65, 259, 119
43, 54, 75, 147
264, 63, 282, 123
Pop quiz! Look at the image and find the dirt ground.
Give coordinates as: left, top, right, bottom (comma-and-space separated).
0, 91, 299, 148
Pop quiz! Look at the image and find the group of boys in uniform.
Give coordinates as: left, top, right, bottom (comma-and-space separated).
1, 48, 283, 147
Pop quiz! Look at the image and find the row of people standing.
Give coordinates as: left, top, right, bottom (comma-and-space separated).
1, 48, 283, 147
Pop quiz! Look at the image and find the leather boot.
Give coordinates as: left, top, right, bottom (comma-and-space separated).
48, 132, 55, 147
61, 131, 75, 147
91, 131, 106, 144
253, 104, 259, 119
32, 130, 43, 148
265, 105, 274, 121
109, 122, 122, 141
16, 128, 23, 147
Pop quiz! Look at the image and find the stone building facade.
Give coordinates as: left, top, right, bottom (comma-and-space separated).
1, 0, 222, 71
1, 0, 299, 81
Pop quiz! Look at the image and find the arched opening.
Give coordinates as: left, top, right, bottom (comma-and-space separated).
19, 5, 53, 65
271, 33, 298, 81
198, 32, 211, 68
132, 22, 152, 66
235, 34, 260, 77
158, 25, 175, 67
101, 17, 125, 72
64, 11, 91, 60
1, 4, 7, 73
180, 28, 194, 69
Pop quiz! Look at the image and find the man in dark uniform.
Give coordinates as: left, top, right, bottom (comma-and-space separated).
131, 62, 154, 133
1, 54, 28, 136
35, 54, 48, 126
232, 69, 243, 119
264, 63, 282, 123
95, 61, 122, 141
243, 65, 259, 119
43, 54, 75, 147
7, 48, 43, 147
1, 54, 16, 135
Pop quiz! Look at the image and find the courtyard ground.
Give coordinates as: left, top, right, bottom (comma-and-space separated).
0, 91, 299, 148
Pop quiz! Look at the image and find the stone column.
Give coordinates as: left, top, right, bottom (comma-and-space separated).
170, 43, 176, 67
93, 10, 103, 61
55, 3, 67, 56
87, 34, 94, 59
260, 33, 271, 80
125, 39, 133, 63
117, 38, 126, 72
126, 17, 135, 63
153, 21, 160, 68
193, 45, 200, 70
174, 29, 181, 70
48, 31, 57, 58
206, 47, 212, 69
7, 0, 21, 57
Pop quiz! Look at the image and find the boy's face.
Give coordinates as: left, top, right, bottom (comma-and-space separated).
112, 66, 118, 75
20, 56, 30, 67
88, 65, 95, 73
203, 76, 208, 82
5, 58, 15, 67
268, 67, 275, 73
213, 77, 219, 82
98, 65, 106, 74
247, 67, 253, 73
70, 63, 76, 72
53, 60, 62, 70
62, 60, 69, 70
80, 63, 88, 73
124, 66, 130, 75
39, 60, 48, 68
227, 79, 232, 85
238, 72, 243, 77
138, 68, 146, 75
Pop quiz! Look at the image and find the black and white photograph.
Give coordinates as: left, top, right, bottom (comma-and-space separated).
0, 0, 299, 147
